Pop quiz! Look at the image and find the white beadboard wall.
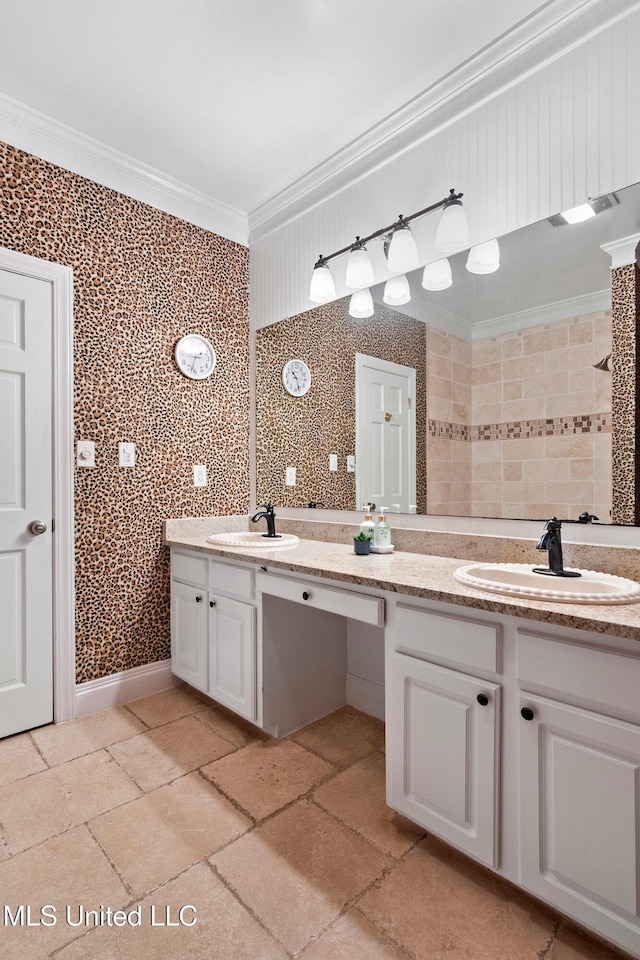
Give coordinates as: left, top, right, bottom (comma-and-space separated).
249, 1, 640, 331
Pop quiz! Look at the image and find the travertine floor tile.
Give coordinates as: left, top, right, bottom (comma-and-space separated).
0, 731, 46, 786
550, 924, 630, 959
359, 836, 556, 960
0, 825, 128, 959
291, 706, 384, 768
55, 861, 288, 960
195, 703, 268, 747
299, 909, 408, 960
31, 706, 146, 766
0, 750, 140, 853
107, 714, 234, 792
125, 684, 204, 728
212, 799, 391, 953
202, 737, 334, 819
313, 752, 423, 857
90, 771, 250, 896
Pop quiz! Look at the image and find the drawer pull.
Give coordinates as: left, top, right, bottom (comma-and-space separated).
195, 595, 202, 603
521, 707, 534, 721
477, 693, 489, 706
209, 600, 216, 607
302, 591, 311, 601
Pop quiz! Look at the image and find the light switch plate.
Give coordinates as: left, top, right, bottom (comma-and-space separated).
76, 440, 95, 467
193, 464, 207, 487
329, 454, 338, 472
286, 466, 296, 486
346, 455, 355, 472
118, 442, 135, 467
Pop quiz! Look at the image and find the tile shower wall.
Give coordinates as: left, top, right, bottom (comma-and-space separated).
256, 299, 426, 513
426, 310, 612, 520
0, 142, 249, 683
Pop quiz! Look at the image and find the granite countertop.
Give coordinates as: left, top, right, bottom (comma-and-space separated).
165, 522, 640, 643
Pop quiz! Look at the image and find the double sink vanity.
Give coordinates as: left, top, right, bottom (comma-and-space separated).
165, 515, 640, 959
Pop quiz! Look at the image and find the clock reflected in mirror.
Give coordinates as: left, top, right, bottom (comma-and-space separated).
174, 334, 217, 380
282, 358, 312, 397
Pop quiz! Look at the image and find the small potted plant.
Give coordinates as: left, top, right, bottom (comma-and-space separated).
353, 531, 372, 555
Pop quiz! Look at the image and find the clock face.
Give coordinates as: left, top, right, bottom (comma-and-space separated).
175, 335, 216, 380
282, 359, 311, 397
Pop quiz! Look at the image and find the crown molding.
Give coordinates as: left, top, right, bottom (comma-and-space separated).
601, 233, 640, 267
0, 92, 248, 245
248, 0, 640, 244
471, 288, 611, 340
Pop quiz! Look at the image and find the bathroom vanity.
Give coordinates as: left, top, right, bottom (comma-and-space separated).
165, 522, 640, 959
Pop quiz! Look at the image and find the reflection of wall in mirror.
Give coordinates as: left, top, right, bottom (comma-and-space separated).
426, 307, 612, 521
255, 299, 426, 511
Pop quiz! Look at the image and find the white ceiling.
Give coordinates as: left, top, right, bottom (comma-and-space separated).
0, 0, 550, 215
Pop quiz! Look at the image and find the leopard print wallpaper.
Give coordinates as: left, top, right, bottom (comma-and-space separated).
611, 261, 640, 524
255, 298, 427, 513
0, 142, 249, 683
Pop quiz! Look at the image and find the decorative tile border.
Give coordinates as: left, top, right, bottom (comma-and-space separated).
429, 412, 612, 442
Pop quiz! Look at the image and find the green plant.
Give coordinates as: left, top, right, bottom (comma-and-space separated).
353, 531, 372, 542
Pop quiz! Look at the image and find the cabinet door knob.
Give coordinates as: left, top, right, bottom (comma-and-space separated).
521, 707, 535, 721
209, 600, 216, 607
195, 595, 201, 603
477, 693, 489, 706
302, 591, 310, 600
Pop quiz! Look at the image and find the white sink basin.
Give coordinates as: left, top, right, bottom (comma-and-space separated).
453, 563, 640, 604
206, 532, 299, 549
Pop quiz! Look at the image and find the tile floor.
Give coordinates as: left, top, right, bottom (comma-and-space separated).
0, 685, 630, 960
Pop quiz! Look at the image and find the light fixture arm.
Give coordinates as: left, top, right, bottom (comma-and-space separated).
314, 189, 463, 268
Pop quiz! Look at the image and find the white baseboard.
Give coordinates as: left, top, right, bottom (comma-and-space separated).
346, 674, 385, 722
74, 659, 178, 718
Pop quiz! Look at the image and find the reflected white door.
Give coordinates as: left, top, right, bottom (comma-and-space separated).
0, 268, 53, 737
355, 354, 416, 513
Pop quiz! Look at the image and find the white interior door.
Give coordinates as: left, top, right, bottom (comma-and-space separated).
0, 267, 53, 737
356, 354, 416, 513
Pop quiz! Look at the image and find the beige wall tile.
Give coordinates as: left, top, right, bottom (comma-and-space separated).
472, 481, 503, 503
503, 461, 523, 481
522, 371, 568, 399
427, 329, 451, 357
570, 458, 594, 480
524, 459, 569, 481
545, 435, 594, 459
471, 502, 502, 517
428, 459, 452, 482
473, 340, 502, 366
524, 326, 568, 354
568, 319, 594, 344
474, 402, 503, 424
472, 362, 501, 386
503, 437, 546, 460
452, 401, 471, 424
429, 376, 452, 400
473, 380, 502, 406
428, 397, 452, 421
502, 336, 522, 359
473, 461, 502, 482
473, 440, 503, 462
503, 354, 545, 381
450, 335, 472, 366
503, 379, 523, 401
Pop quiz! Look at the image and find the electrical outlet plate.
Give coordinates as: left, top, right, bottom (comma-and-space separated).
193, 464, 207, 487
329, 454, 338, 472
286, 466, 296, 486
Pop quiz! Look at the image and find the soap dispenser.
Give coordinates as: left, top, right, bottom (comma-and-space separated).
372, 513, 393, 553
360, 512, 375, 539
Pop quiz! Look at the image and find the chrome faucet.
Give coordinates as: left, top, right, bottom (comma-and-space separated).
533, 517, 581, 578
251, 503, 280, 539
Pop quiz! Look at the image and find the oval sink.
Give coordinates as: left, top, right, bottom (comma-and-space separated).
206, 532, 299, 549
453, 563, 640, 604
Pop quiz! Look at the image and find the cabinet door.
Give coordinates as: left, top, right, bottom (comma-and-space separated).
210, 596, 256, 721
387, 652, 500, 868
519, 694, 640, 955
170, 580, 208, 692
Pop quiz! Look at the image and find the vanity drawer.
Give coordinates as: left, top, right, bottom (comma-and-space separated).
256, 572, 384, 626
394, 603, 500, 673
518, 631, 640, 718
171, 550, 208, 589
209, 558, 254, 600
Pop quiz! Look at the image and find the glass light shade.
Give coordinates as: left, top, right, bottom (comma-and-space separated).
383, 274, 411, 305
466, 238, 500, 274
309, 262, 335, 303
560, 203, 596, 224
434, 201, 470, 253
348, 288, 374, 318
345, 247, 375, 288
386, 225, 419, 273
421, 258, 452, 291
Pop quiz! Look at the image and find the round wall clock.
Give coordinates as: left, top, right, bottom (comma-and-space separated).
282, 359, 312, 397
174, 334, 216, 380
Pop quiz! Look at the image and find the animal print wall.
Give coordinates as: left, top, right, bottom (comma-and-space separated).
255, 299, 427, 513
0, 142, 249, 683
611, 261, 640, 524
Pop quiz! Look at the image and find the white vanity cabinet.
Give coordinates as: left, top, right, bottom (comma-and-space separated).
170, 552, 209, 692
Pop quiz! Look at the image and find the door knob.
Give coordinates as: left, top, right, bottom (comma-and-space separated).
29, 520, 47, 536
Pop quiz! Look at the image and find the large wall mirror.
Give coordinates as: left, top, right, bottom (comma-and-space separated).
256, 181, 640, 524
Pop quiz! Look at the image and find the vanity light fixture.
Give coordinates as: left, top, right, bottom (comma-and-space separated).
422, 257, 452, 291
348, 288, 375, 318
383, 273, 411, 305
466, 238, 500, 274
308, 188, 468, 303
345, 238, 376, 289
